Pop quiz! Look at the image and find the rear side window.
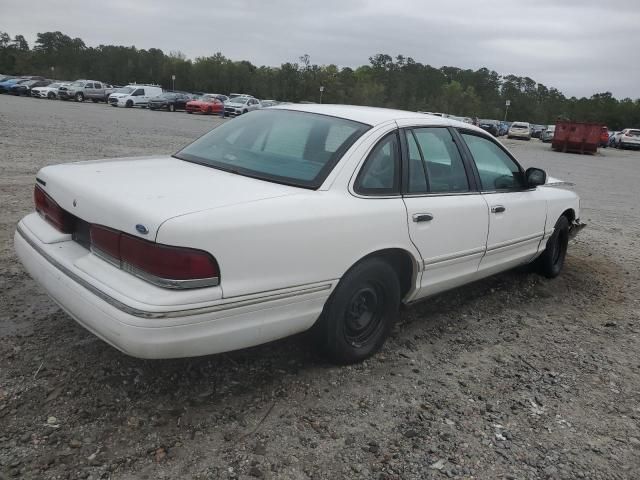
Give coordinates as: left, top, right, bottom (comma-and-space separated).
355, 132, 401, 195
407, 128, 469, 194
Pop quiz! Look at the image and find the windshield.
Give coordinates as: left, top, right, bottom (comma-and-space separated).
199, 95, 217, 102
115, 87, 134, 94
71, 81, 85, 87
48, 83, 61, 88
175, 109, 370, 188
629, 130, 640, 136
157, 93, 177, 99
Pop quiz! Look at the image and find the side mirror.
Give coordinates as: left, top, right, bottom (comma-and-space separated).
526, 167, 547, 187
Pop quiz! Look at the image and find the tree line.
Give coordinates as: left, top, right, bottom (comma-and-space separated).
1, 31, 639, 129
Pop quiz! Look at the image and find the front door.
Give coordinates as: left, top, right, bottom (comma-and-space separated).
401, 127, 489, 298
458, 131, 547, 275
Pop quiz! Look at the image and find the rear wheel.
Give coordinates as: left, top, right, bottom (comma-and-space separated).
315, 258, 400, 364
537, 216, 569, 278
92, 98, 99, 103
75, 92, 84, 102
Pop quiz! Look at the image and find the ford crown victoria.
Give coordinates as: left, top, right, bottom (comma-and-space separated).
14, 105, 584, 364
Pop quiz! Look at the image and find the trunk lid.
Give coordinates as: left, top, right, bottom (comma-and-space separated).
37, 156, 302, 240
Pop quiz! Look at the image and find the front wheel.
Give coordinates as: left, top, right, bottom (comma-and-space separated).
315, 258, 400, 364
75, 92, 84, 102
537, 216, 569, 278
169, 103, 175, 112
125, 100, 133, 108
47, 92, 55, 99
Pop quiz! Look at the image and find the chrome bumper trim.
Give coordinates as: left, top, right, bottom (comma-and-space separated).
17, 223, 332, 320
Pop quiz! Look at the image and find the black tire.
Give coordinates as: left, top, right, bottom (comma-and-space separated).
47, 92, 55, 100
187, 110, 192, 114
75, 92, 84, 102
243, 109, 248, 114
169, 103, 175, 112
315, 258, 401, 364
537, 216, 569, 278
125, 100, 133, 108
92, 98, 99, 103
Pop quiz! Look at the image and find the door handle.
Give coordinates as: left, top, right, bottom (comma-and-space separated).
491, 205, 506, 213
413, 213, 434, 222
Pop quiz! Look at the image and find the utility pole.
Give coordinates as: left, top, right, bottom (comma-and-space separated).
172, 74, 176, 91
319, 86, 324, 104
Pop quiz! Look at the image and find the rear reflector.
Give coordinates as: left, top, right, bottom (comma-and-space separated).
89, 225, 219, 289
34, 185, 75, 233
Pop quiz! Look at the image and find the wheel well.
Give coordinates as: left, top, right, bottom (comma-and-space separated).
561, 209, 575, 223
358, 249, 417, 300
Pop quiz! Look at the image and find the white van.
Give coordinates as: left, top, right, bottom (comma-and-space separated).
108, 84, 163, 108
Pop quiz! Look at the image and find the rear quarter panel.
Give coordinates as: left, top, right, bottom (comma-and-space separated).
156, 191, 420, 299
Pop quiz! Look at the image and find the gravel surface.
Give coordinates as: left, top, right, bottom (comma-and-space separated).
1, 94, 640, 480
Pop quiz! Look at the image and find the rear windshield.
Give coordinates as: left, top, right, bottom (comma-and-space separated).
175, 109, 370, 188
512, 123, 528, 128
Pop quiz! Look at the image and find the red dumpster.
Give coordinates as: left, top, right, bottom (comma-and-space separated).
552, 121, 604, 154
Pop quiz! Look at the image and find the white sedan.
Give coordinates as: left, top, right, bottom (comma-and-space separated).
14, 105, 584, 363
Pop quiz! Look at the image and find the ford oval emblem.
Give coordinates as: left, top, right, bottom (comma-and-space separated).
135, 224, 149, 235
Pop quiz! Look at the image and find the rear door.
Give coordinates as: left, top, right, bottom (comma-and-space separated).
458, 130, 547, 275
400, 126, 489, 298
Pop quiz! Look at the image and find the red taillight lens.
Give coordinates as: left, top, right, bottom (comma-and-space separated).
120, 235, 218, 280
89, 224, 219, 288
90, 225, 120, 260
34, 185, 75, 233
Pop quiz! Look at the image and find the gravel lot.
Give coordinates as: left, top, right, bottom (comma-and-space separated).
1, 94, 640, 480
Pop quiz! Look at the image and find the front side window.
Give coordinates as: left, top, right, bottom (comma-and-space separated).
354, 132, 400, 195
176, 109, 370, 188
407, 128, 469, 193
461, 133, 525, 190
132, 89, 144, 96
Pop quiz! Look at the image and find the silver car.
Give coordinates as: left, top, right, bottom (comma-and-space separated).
224, 96, 262, 116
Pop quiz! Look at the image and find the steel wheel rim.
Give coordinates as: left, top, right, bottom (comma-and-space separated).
344, 283, 385, 347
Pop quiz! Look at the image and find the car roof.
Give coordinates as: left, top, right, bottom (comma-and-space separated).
270, 103, 486, 130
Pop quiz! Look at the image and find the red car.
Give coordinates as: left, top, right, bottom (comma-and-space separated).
185, 95, 224, 115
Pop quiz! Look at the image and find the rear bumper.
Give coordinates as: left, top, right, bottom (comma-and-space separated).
14, 222, 333, 359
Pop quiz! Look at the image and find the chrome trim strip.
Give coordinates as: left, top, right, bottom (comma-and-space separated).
486, 232, 543, 253
17, 224, 332, 320
422, 246, 486, 267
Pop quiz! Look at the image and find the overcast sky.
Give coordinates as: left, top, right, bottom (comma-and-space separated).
2, 0, 639, 98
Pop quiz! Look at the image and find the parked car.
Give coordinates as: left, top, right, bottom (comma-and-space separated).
148, 92, 193, 112
10, 79, 52, 96
531, 125, 545, 139
541, 125, 555, 143
58, 80, 115, 102
0, 77, 29, 94
613, 128, 640, 150
185, 94, 225, 115
478, 119, 499, 136
108, 85, 163, 108
508, 122, 532, 140
14, 105, 584, 363
608, 131, 619, 147
229, 92, 253, 99
224, 96, 262, 116
599, 126, 609, 148
259, 99, 280, 108
31, 82, 68, 99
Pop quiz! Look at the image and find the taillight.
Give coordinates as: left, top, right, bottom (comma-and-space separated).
89, 225, 219, 289
34, 185, 75, 233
